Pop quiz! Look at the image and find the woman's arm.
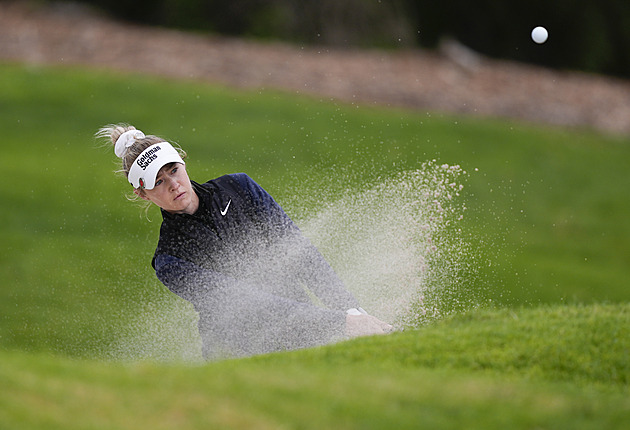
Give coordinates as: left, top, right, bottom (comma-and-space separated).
154, 253, 241, 302
232, 173, 361, 311
154, 253, 349, 353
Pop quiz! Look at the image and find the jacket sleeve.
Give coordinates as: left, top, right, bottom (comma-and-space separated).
154, 253, 348, 355
154, 253, 241, 302
232, 173, 361, 311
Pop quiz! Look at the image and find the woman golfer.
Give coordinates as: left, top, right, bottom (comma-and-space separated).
100, 124, 391, 359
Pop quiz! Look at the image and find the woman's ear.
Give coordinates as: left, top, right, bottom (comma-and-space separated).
134, 188, 151, 202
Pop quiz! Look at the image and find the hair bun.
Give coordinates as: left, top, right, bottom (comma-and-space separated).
114, 129, 146, 158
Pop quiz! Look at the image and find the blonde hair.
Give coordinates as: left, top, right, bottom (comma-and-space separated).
96, 123, 187, 180
96, 123, 188, 207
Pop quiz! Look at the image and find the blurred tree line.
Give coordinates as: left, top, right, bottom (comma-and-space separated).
71, 0, 629, 78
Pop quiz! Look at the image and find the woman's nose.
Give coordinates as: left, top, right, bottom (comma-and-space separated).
168, 177, 180, 190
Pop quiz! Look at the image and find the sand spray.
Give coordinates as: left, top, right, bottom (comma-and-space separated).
109, 161, 484, 361
300, 160, 480, 328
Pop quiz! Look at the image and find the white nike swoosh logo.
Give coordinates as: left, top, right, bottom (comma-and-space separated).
220, 199, 231, 216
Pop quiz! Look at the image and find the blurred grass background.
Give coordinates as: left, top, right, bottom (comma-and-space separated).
1, 63, 629, 358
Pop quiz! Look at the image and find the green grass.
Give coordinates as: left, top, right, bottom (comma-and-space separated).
1, 304, 628, 429
1, 62, 629, 428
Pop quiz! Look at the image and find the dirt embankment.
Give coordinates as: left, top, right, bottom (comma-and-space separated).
2, 1, 630, 136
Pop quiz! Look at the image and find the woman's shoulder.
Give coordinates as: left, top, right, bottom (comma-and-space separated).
199, 173, 257, 192
215, 172, 254, 185
190, 174, 258, 205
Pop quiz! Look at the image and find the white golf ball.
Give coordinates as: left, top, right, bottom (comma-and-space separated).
531, 26, 548, 44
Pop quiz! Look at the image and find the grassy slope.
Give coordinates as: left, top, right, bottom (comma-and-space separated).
2, 63, 629, 356
1, 304, 628, 429
0, 63, 629, 427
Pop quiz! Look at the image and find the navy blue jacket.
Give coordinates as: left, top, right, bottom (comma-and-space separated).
152, 173, 359, 358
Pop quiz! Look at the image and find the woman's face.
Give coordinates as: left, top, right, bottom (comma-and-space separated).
136, 163, 198, 215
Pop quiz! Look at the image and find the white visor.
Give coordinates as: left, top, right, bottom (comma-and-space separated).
127, 142, 185, 189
